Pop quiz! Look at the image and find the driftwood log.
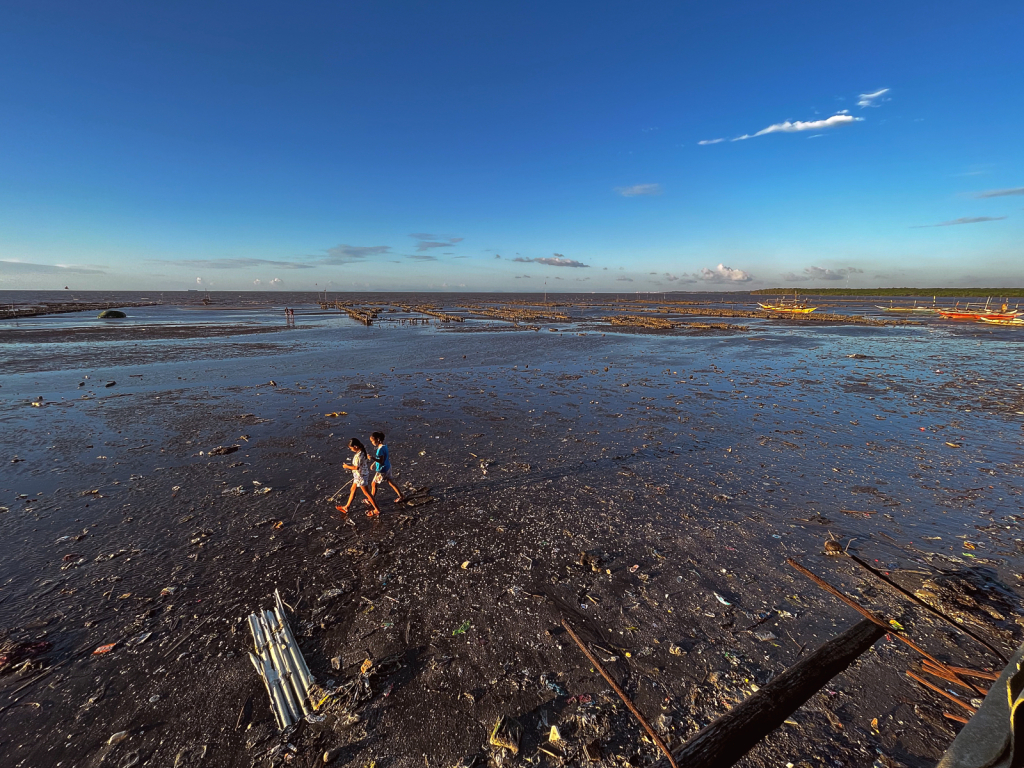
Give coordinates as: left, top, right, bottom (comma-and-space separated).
652, 619, 885, 768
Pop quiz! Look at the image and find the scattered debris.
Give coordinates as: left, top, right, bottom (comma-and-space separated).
489, 716, 522, 754
0, 639, 52, 674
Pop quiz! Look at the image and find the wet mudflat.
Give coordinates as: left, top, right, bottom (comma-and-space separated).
1, 301, 1022, 768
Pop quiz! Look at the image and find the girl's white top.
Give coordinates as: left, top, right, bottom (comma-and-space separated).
352, 452, 370, 485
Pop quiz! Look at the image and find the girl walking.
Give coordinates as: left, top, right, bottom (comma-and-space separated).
336, 438, 381, 517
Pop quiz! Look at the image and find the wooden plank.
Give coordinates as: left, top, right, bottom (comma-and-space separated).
653, 619, 885, 768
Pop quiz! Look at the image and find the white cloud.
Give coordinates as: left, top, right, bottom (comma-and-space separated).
733, 113, 863, 141
700, 264, 752, 282
857, 88, 890, 108
616, 183, 663, 197
270, 277, 283, 286
536, 256, 589, 267
704, 90, 877, 145
253, 278, 261, 285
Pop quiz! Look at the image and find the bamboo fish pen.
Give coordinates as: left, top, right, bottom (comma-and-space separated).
462, 305, 571, 324
397, 305, 464, 323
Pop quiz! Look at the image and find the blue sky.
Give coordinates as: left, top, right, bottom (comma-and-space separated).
1, 1, 1022, 292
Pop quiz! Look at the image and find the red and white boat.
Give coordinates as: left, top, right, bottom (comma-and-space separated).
938, 299, 1020, 321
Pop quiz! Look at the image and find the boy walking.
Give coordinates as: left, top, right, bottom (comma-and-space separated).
369, 431, 404, 503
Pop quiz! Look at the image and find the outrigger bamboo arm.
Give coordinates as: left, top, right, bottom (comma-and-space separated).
248, 615, 293, 729
245, 593, 316, 730
260, 612, 304, 721
265, 609, 311, 717
276, 589, 314, 689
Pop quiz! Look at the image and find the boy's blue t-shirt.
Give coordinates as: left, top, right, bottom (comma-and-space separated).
373, 444, 391, 474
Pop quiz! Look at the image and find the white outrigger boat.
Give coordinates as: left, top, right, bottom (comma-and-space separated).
875, 298, 939, 313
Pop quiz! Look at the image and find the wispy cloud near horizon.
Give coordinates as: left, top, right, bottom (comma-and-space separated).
150, 257, 315, 270
321, 244, 392, 264
410, 233, 464, 251
700, 263, 752, 282
912, 216, 1007, 228
662, 272, 696, 283
974, 187, 1024, 198
0, 259, 106, 275
512, 253, 590, 268
803, 265, 864, 280
615, 183, 662, 197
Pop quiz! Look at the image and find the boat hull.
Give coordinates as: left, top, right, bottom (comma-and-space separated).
978, 317, 1024, 326
939, 311, 1019, 321
758, 303, 818, 314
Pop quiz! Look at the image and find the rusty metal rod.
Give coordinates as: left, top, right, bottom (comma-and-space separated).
906, 671, 977, 714
786, 559, 984, 697
943, 712, 970, 724
561, 618, 678, 768
846, 553, 1007, 663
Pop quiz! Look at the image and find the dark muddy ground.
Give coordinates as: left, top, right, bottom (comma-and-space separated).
1, 302, 1022, 768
